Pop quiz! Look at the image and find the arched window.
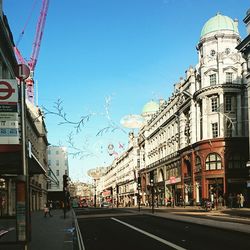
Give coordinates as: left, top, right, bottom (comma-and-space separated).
205, 153, 222, 170
195, 156, 201, 172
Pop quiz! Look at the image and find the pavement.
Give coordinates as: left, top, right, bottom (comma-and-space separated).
29, 208, 75, 250
136, 206, 250, 234
1, 206, 250, 250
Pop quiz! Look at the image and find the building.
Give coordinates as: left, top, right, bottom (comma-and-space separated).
47, 145, 69, 202
26, 101, 49, 211
97, 132, 140, 207
236, 8, 250, 205
139, 13, 248, 207
0, 1, 48, 217
97, 13, 249, 208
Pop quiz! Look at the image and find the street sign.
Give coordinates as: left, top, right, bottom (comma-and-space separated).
16, 64, 30, 81
0, 80, 19, 144
0, 80, 18, 103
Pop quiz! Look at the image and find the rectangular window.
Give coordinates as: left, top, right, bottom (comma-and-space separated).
56, 170, 59, 176
225, 96, 232, 112
209, 74, 216, 85
211, 97, 218, 112
56, 151, 59, 155
226, 72, 233, 84
56, 160, 59, 166
212, 122, 218, 138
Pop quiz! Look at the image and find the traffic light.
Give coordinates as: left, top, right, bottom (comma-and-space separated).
63, 174, 69, 191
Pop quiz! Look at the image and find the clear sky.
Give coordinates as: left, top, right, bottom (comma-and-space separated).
3, 0, 249, 182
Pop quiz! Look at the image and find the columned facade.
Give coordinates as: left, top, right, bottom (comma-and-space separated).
97, 12, 250, 208
236, 8, 250, 206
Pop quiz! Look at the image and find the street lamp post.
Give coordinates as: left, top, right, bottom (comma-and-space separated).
88, 167, 106, 207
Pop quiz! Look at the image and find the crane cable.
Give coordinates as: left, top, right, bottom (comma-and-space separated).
15, 0, 39, 46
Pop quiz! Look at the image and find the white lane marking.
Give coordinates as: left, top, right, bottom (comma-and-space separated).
73, 209, 86, 250
111, 217, 187, 250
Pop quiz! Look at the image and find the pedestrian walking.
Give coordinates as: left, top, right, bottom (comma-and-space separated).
44, 201, 52, 217
48, 200, 53, 216
239, 193, 245, 208
236, 193, 241, 208
44, 203, 49, 217
228, 193, 233, 208
218, 195, 223, 208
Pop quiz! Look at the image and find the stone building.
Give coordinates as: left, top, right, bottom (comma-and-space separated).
236, 8, 250, 206
47, 146, 69, 202
0, 1, 48, 222
138, 13, 248, 207
98, 13, 249, 208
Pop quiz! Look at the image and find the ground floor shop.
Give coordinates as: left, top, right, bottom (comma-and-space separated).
138, 138, 249, 207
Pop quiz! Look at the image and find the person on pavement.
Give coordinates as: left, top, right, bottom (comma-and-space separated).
44, 201, 52, 217
240, 194, 245, 208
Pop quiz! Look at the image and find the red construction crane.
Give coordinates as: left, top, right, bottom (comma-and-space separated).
14, 0, 49, 103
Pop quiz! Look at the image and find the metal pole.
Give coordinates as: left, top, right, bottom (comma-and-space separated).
21, 79, 30, 249
94, 179, 96, 207
138, 193, 140, 212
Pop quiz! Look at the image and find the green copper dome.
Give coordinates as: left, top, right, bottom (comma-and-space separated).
142, 101, 159, 115
201, 13, 239, 37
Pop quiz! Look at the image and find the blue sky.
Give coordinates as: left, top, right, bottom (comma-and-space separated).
3, 0, 249, 182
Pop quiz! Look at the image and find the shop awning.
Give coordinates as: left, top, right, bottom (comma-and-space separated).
28, 152, 46, 174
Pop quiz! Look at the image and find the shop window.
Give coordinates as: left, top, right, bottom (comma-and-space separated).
205, 153, 222, 170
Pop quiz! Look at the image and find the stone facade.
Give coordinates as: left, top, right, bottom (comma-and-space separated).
98, 13, 250, 208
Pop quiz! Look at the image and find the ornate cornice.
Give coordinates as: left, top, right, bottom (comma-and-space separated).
193, 84, 246, 100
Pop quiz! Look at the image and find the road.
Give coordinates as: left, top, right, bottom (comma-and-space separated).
75, 207, 250, 250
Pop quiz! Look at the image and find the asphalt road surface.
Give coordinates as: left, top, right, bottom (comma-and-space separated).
75, 207, 250, 250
